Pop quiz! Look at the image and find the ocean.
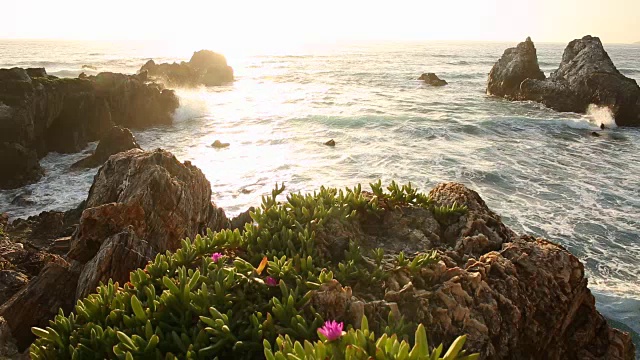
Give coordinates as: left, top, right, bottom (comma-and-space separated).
0, 39, 639, 349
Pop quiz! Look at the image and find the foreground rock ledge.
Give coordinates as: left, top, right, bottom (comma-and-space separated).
487, 35, 640, 126
0, 148, 232, 351
311, 183, 635, 359
0, 164, 635, 358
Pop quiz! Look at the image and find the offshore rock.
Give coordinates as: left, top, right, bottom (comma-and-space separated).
418, 73, 448, 86
140, 50, 234, 87
488, 36, 640, 126
0, 67, 179, 189
310, 182, 635, 359
68, 148, 229, 262
486, 37, 545, 98
71, 125, 141, 168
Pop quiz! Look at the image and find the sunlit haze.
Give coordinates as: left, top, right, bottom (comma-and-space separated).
2, 0, 640, 50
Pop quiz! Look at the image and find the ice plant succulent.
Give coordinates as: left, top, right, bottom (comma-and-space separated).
265, 276, 278, 286
318, 320, 344, 341
211, 252, 223, 262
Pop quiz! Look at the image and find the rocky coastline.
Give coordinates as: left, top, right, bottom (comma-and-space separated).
0, 41, 638, 358
0, 147, 636, 359
0, 68, 179, 190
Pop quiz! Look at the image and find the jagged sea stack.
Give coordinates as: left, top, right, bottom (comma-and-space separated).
486, 37, 545, 98
487, 36, 640, 126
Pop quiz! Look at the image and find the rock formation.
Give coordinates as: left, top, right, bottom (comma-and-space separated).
0, 149, 230, 350
309, 182, 635, 359
140, 50, 234, 87
419, 73, 449, 86
0, 68, 179, 189
488, 36, 640, 126
71, 125, 141, 168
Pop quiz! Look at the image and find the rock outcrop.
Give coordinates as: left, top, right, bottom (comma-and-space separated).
0, 149, 230, 350
0, 68, 179, 189
68, 148, 229, 262
309, 183, 635, 359
488, 36, 640, 126
140, 50, 234, 87
71, 125, 141, 168
419, 73, 448, 86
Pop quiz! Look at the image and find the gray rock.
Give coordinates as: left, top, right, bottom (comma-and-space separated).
418, 73, 448, 86
488, 36, 640, 126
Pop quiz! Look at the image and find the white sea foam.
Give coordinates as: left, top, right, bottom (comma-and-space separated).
586, 104, 617, 128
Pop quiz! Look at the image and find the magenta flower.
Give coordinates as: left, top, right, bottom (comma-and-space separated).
211, 252, 223, 263
318, 320, 344, 341
265, 276, 278, 286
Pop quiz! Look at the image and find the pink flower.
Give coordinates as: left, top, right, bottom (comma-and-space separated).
318, 320, 344, 341
265, 276, 278, 286
211, 253, 223, 263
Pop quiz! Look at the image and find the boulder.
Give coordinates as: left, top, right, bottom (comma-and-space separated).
0, 262, 79, 350
140, 50, 234, 87
324, 139, 336, 147
211, 140, 230, 148
0, 67, 179, 189
0, 142, 43, 189
486, 37, 545, 98
418, 73, 448, 86
71, 125, 141, 168
68, 148, 229, 262
488, 36, 640, 126
75, 229, 155, 299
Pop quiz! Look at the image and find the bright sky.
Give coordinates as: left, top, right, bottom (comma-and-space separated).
2, 0, 639, 45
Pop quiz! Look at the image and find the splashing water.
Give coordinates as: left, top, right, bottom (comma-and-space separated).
587, 104, 617, 128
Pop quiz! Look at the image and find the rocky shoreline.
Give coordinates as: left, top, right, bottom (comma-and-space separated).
0, 147, 636, 359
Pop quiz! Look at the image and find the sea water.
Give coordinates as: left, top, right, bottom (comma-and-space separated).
0, 39, 638, 350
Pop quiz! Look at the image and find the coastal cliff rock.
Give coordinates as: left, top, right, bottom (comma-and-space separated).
140, 50, 234, 87
488, 36, 640, 126
0, 67, 179, 189
69, 148, 229, 262
71, 125, 141, 168
419, 73, 448, 86
308, 183, 635, 359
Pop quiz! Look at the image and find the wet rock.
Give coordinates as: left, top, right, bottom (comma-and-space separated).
419, 73, 448, 86
71, 125, 141, 168
324, 139, 336, 146
0, 262, 79, 351
10, 192, 35, 206
591, 131, 602, 137
0, 142, 44, 189
140, 50, 234, 87
212, 140, 230, 148
81, 64, 97, 70
487, 37, 546, 98
75, 229, 156, 299
488, 36, 640, 126
68, 149, 229, 262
